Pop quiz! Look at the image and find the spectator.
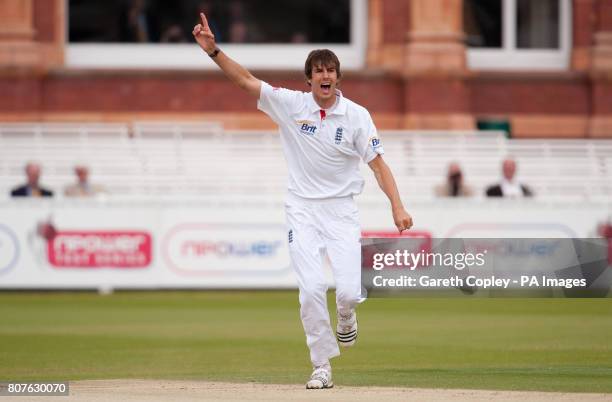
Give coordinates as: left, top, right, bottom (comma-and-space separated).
226, 1, 261, 43
291, 31, 309, 43
160, 23, 188, 43
120, 0, 158, 42
227, 1, 246, 21
11, 162, 53, 197
228, 20, 249, 43
435, 162, 474, 197
196, 1, 223, 42
486, 158, 533, 198
64, 165, 104, 197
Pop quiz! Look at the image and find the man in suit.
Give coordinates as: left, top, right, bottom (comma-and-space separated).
11, 162, 54, 197
486, 158, 533, 198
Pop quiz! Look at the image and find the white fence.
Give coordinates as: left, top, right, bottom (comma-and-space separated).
1, 123, 611, 202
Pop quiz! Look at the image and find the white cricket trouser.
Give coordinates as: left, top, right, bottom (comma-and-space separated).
285, 193, 364, 367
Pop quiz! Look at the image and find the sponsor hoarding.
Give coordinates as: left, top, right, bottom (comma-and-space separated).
0, 199, 609, 289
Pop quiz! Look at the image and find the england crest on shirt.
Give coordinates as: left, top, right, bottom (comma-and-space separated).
335, 127, 343, 144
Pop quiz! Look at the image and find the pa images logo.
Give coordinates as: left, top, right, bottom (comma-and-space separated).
0, 224, 20, 275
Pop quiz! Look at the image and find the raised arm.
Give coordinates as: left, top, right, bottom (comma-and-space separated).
368, 155, 413, 233
192, 12, 261, 97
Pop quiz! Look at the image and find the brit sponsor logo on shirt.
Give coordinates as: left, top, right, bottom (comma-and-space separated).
297, 120, 317, 136
335, 127, 343, 144
370, 136, 384, 154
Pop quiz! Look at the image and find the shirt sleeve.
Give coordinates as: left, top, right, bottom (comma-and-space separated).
257, 81, 302, 124
354, 110, 384, 164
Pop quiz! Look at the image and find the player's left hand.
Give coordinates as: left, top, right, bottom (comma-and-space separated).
193, 12, 216, 54
393, 208, 413, 234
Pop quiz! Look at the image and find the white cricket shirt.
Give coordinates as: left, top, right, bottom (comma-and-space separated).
501, 178, 524, 198
257, 81, 384, 199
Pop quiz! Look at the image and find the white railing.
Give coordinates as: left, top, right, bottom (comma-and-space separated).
1, 123, 611, 201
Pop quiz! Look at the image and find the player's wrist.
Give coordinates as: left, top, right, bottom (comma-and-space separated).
391, 203, 405, 213
207, 47, 220, 58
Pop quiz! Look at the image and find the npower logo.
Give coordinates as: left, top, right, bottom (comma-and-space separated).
181, 240, 279, 257
163, 223, 289, 276
48, 231, 152, 268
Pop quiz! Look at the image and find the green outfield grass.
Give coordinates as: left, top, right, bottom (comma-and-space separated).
0, 291, 610, 392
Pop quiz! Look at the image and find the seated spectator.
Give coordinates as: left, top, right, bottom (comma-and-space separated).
228, 20, 249, 43
290, 31, 308, 43
160, 24, 188, 43
486, 158, 533, 198
120, 0, 158, 43
196, 1, 223, 42
435, 162, 474, 197
11, 162, 53, 197
64, 165, 105, 197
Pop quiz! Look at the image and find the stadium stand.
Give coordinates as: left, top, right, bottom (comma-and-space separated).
1, 123, 611, 202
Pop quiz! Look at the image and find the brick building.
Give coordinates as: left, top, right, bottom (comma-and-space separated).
1, 0, 611, 137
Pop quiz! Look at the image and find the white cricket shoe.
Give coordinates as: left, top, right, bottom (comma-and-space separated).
306, 364, 333, 389
336, 309, 358, 347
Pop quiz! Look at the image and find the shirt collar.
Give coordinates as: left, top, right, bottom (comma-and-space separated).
308, 89, 347, 116
501, 178, 519, 187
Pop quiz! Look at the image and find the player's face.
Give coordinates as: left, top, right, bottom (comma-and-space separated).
310, 63, 338, 107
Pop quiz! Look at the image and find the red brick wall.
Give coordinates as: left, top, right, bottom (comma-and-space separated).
0, 72, 403, 115
592, 0, 612, 122
597, 0, 612, 30
3, 71, 595, 117
340, 76, 403, 113
382, 0, 410, 44
33, 0, 57, 43
0, 77, 41, 112
573, 0, 595, 47
470, 75, 591, 115
406, 79, 470, 113
41, 74, 255, 113
593, 82, 612, 114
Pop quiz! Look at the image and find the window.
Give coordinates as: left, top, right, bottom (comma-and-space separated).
516, 0, 559, 49
66, 0, 366, 70
464, 1, 502, 48
464, 0, 570, 70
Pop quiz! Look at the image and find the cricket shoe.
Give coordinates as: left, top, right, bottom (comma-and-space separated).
306, 364, 333, 389
336, 309, 358, 347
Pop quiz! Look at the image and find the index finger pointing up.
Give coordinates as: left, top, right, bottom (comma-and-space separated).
200, 12, 209, 28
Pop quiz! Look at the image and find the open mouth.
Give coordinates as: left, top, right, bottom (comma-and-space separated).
321, 83, 332, 93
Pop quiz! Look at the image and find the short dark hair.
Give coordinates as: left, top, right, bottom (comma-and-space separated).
304, 49, 342, 82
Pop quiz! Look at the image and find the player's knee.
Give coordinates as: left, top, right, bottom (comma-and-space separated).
336, 287, 361, 308
299, 283, 327, 309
